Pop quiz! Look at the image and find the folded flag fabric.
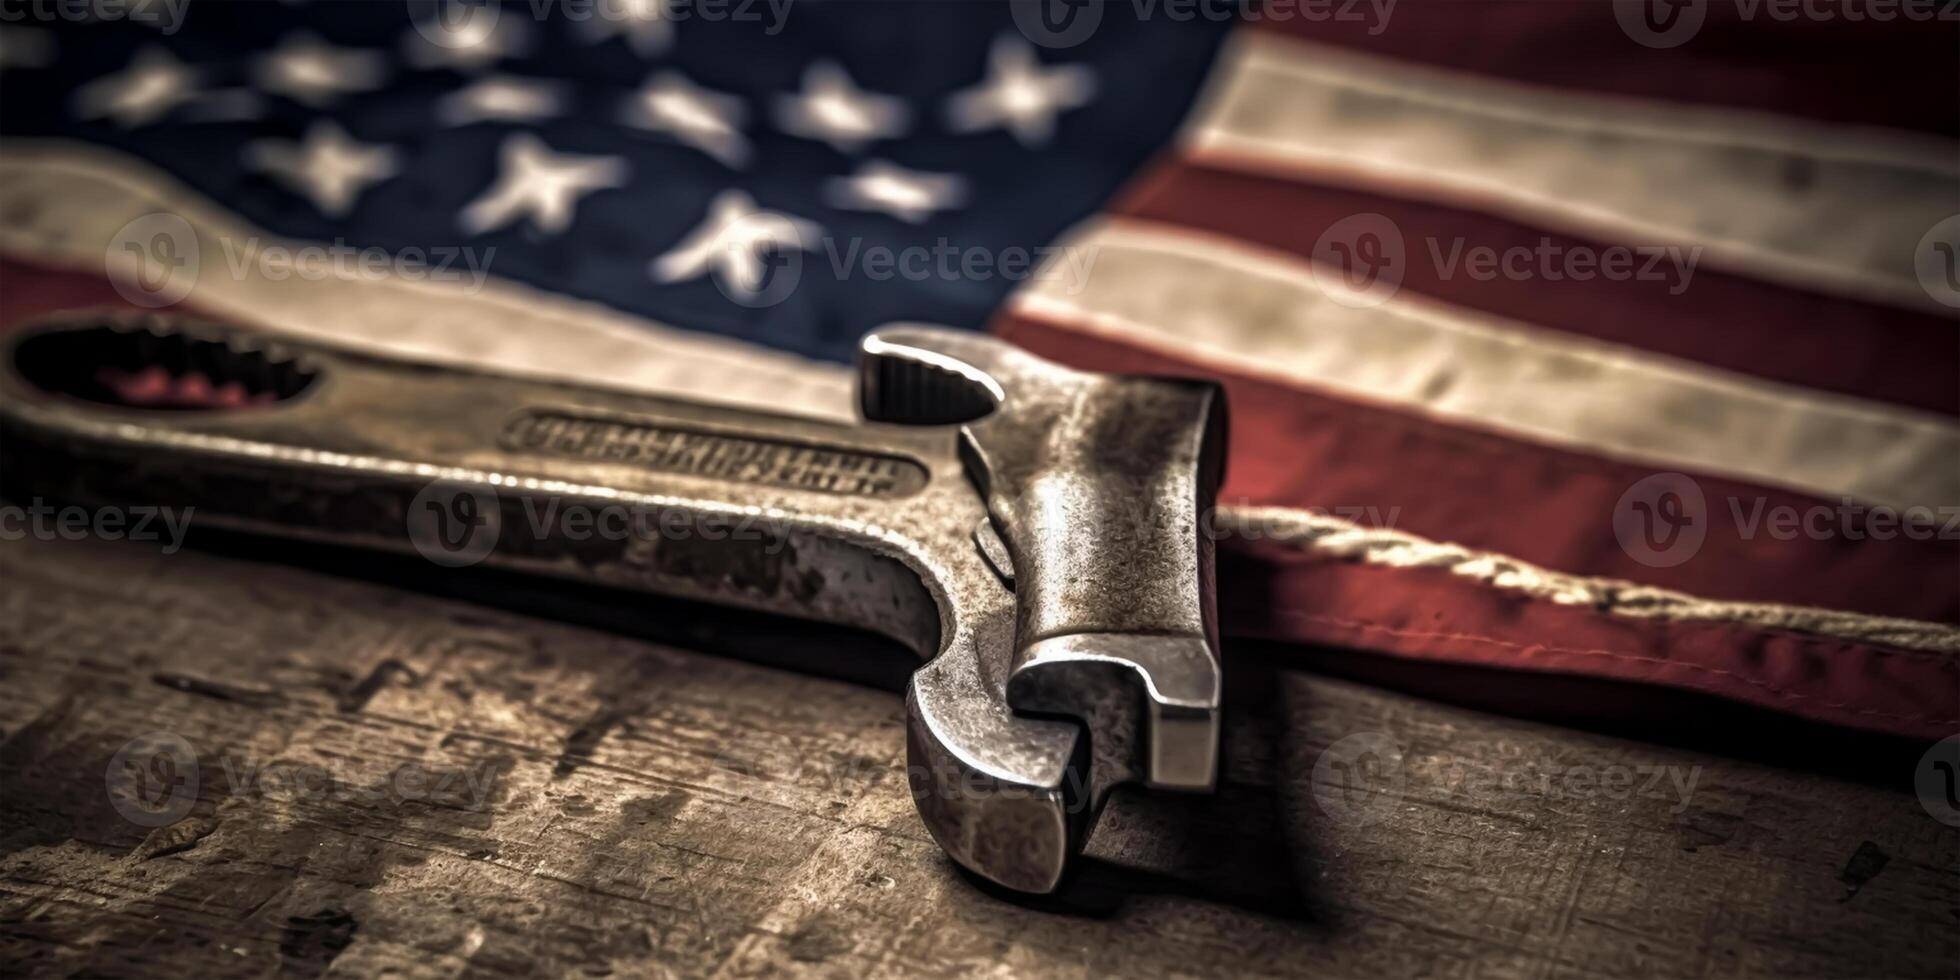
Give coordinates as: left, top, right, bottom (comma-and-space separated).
0, 0, 1954, 739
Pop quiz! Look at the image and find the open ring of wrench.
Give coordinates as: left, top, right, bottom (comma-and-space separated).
0, 312, 1227, 893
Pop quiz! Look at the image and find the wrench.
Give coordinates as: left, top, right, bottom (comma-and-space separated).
0, 311, 1227, 894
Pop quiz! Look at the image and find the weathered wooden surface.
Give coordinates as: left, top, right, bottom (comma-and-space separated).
0, 534, 1954, 978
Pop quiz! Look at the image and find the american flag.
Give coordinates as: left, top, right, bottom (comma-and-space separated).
0, 0, 1954, 740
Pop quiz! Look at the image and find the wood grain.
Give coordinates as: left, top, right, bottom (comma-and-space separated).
0, 535, 1953, 978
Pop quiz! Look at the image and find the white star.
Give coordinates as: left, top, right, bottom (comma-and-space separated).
651, 190, 821, 299
825, 161, 967, 224
575, 0, 674, 57
946, 36, 1095, 147
621, 71, 749, 169
72, 46, 199, 128
402, 12, 530, 71
0, 26, 55, 72
248, 121, 398, 217
438, 75, 563, 126
254, 32, 386, 107
460, 133, 627, 236
774, 61, 908, 154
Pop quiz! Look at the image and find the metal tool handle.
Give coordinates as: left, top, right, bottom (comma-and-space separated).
0, 311, 1227, 896
0, 313, 960, 646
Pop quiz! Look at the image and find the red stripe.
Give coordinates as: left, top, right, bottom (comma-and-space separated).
1255, 0, 1960, 137
1221, 540, 1959, 741
997, 310, 1960, 625
0, 255, 164, 329
1113, 163, 1960, 417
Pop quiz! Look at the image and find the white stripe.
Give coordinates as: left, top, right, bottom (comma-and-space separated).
1015, 218, 1960, 511
1187, 32, 1960, 313
0, 141, 856, 422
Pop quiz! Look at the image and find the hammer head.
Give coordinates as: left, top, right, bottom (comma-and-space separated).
859, 326, 1228, 892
